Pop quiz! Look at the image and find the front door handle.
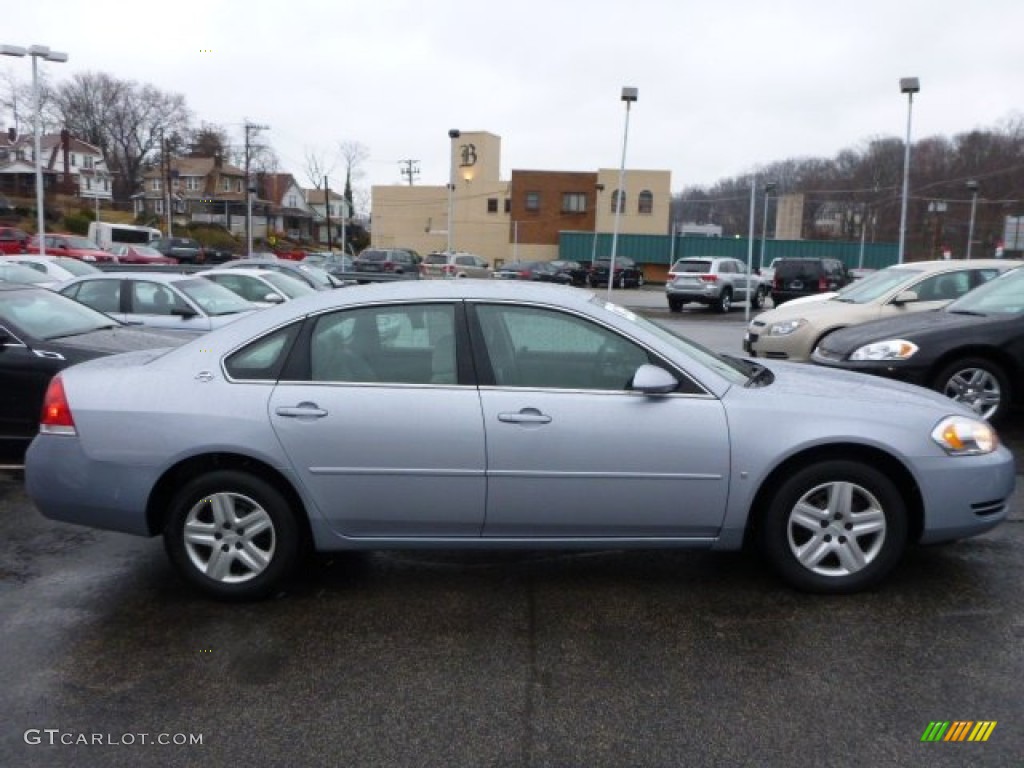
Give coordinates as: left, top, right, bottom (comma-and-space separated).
497, 408, 552, 425
275, 402, 328, 419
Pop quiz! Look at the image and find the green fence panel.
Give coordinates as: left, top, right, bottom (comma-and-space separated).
559, 231, 898, 271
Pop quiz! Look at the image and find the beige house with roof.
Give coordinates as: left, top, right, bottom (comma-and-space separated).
371, 131, 670, 265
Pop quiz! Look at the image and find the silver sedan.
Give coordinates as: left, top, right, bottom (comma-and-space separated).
25, 281, 1016, 599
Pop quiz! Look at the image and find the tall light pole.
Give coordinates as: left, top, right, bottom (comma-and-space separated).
758, 181, 776, 271
607, 86, 637, 299
966, 179, 979, 260
897, 77, 920, 264
1, 44, 69, 257
447, 129, 460, 253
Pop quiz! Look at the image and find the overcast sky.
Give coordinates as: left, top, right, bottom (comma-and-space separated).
7, 0, 1024, 197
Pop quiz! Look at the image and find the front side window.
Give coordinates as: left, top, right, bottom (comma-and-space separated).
311, 304, 457, 385
131, 281, 191, 316
64, 279, 122, 314
475, 304, 650, 391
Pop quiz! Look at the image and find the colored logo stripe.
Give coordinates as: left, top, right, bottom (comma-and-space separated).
920, 721, 996, 742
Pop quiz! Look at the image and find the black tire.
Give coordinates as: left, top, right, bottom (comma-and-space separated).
758, 460, 907, 593
931, 357, 1010, 423
668, 297, 683, 313
714, 288, 733, 313
752, 287, 765, 310
163, 470, 302, 600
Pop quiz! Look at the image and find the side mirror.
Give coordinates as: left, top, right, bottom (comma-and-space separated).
171, 307, 199, 318
892, 290, 919, 305
264, 293, 285, 304
630, 364, 679, 395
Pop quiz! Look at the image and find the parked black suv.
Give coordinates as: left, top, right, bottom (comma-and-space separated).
588, 257, 644, 288
771, 257, 852, 305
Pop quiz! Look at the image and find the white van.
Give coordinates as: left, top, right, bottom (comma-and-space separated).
87, 222, 162, 251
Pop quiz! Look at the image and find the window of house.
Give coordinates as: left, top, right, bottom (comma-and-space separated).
562, 193, 587, 213
85, 178, 92, 190
155, 199, 164, 214
504, 199, 511, 214
57, 174, 65, 183
221, 178, 231, 192
70, 154, 77, 167
186, 177, 200, 191
152, 178, 162, 192
525, 192, 540, 212
288, 194, 297, 208
487, 198, 498, 213
611, 190, 625, 213
638, 190, 653, 215
83, 156, 94, 169
236, 180, 243, 193
103, 179, 109, 191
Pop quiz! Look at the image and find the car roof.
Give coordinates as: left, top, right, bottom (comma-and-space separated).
205, 268, 277, 278
60, 272, 204, 284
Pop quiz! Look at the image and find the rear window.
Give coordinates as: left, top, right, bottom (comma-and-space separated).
359, 250, 387, 262
776, 260, 823, 280
673, 260, 712, 273
424, 254, 449, 265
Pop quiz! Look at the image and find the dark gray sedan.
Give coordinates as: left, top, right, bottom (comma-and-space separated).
24, 281, 1016, 600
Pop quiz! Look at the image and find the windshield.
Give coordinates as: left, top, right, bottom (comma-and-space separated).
0, 263, 52, 285
58, 236, 102, 250
946, 266, 1024, 315
128, 245, 164, 257
176, 278, 255, 315
264, 272, 316, 298
589, 296, 749, 385
54, 257, 101, 276
0, 286, 119, 339
294, 264, 335, 287
832, 266, 923, 304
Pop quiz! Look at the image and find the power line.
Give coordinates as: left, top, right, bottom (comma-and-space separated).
398, 159, 419, 186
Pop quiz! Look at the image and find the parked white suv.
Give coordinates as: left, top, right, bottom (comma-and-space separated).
666, 257, 768, 313
420, 251, 492, 279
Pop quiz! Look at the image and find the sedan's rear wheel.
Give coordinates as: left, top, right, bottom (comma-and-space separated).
759, 460, 907, 593
932, 357, 1009, 423
164, 471, 301, 600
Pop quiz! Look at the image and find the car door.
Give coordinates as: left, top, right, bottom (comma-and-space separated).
0, 324, 61, 462
878, 269, 975, 322
472, 303, 731, 539
268, 301, 487, 537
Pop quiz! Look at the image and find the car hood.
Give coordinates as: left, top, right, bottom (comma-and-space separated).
817, 310, 992, 354
45, 326, 199, 355
752, 296, 872, 325
758, 357, 959, 413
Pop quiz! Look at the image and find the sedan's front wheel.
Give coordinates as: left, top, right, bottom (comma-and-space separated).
932, 357, 1009, 423
758, 460, 907, 593
164, 471, 302, 600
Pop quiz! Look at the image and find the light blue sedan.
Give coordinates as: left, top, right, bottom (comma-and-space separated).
57, 272, 259, 332
25, 281, 1015, 599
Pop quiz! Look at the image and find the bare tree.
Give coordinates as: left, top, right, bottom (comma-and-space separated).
338, 139, 369, 215
53, 72, 191, 199
302, 146, 338, 190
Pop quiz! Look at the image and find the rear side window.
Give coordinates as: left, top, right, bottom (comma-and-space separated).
225, 323, 301, 381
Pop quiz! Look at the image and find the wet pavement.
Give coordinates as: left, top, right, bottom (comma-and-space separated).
1, 288, 1021, 767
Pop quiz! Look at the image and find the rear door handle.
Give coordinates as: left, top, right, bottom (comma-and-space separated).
275, 402, 328, 419
498, 408, 552, 425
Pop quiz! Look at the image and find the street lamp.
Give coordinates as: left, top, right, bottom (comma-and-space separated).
747, 181, 776, 324
966, 179, 979, 260
1, 43, 69, 257
607, 86, 637, 299
897, 76, 920, 264
447, 129, 460, 253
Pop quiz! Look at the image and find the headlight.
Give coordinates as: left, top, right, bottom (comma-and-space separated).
931, 416, 998, 456
849, 339, 918, 361
768, 319, 806, 336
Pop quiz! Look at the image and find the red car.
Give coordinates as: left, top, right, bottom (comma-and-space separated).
27, 233, 118, 262
0, 227, 29, 255
108, 244, 179, 264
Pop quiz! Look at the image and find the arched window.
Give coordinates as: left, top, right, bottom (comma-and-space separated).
610, 189, 625, 214
638, 190, 653, 215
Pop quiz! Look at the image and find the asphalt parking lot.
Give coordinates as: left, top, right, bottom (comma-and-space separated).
1, 286, 1021, 767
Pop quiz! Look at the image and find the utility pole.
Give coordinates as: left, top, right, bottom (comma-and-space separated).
399, 159, 419, 186
244, 120, 269, 256
324, 175, 333, 251
162, 133, 173, 237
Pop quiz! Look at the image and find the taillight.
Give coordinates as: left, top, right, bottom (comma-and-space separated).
40, 375, 77, 436
519, 270, 530, 278
444, 264, 456, 275
383, 261, 395, 272
819, 276, 828, 290
698, 274, 718, 283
